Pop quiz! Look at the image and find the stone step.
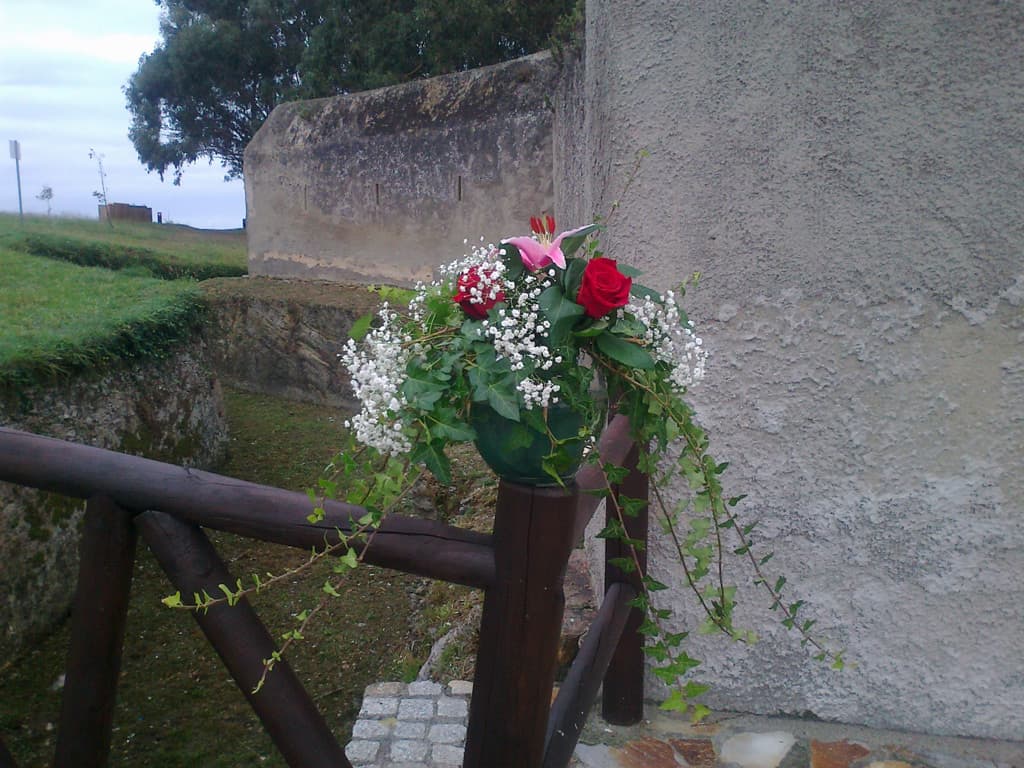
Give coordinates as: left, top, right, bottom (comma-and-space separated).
346, 681, 1024, 768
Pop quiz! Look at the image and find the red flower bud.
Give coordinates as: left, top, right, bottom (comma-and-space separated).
454, 266, 505, 319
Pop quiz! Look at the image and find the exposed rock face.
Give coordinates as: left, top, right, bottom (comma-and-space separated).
0, 347, 228, 658
243, 52, 558, 286
201, 276, 381, 408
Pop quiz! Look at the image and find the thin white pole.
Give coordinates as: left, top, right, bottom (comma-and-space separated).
9, 140, 23, 222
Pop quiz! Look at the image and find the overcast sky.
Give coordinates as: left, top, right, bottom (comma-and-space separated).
0, 0, 246, 230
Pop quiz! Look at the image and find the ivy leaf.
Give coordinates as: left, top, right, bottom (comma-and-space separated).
484, 384, 520, 421
690, 703, 712, 723
339, 548, 359, 569
684, 681, 710, 698
432, 420, 476, 442
596, 331, 655, 369
467, 358, 520, 421
401, 373, 446, 410
658, 689, 688, 713
410, 440, 451, 484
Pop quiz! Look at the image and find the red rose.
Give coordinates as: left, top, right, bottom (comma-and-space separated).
576, 258, 632, 318
454, 266, 505, 319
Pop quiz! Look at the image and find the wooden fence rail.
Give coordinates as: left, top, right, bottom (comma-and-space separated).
0, 418, 647, 768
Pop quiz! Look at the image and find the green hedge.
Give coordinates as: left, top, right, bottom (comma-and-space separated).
16, 233, 246, 281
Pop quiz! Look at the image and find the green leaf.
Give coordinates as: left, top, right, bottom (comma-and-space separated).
410, 440, 452, 484
323, 581, 341, 597
629, 282, 661, 301
573, 318, 609, 338
616, 263, 643, 278
484, 385, 520, 421
467, 364, 520, 421
339, 548, 358, 569
658, 689, 688, 713
643, 575, 669, 592
498, 243, 525, 281
562, 254, 588, 297
401, 375, 446, 410
684, 681, 710, 698
349, 312, 373, 341
608, 556, 636, 573
595, 331, 656, 369
690, 703, 712, 723
538, 284, 585, 346
557, 223, 599, 259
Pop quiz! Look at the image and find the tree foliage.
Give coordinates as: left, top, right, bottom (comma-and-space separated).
125, 0, 579, 183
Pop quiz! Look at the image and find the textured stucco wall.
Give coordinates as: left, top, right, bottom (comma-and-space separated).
244, 53, 557, 285
564, 0, 1024, 739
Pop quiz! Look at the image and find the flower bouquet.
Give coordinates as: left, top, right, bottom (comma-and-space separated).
162, 216, 838, 715
341, 215, 706, 488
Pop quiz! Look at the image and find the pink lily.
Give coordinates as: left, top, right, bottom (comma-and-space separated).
503, 215, 591, 271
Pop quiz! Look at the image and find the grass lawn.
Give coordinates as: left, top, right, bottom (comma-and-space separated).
0, 248, 204, 391
0, 213, 246, 280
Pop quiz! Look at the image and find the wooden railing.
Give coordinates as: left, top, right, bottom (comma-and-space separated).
0, 416, 647, 768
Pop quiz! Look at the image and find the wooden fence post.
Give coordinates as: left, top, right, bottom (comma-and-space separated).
0, 736, 15, 768
135, 510, 351, 768
54, 495, 137, 768
463, 481, 578, 768
601, 444, 648, 725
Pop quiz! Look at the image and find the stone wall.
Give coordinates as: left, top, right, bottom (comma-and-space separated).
0, 347, 228, 658
200, 277, 379, 408
244, 53, 558, 286
564, 0, 1023, 740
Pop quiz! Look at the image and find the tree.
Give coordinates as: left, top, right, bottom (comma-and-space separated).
124, 0, 577, 184
36, 185, 54, 216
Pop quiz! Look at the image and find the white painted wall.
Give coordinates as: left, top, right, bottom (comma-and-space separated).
560, 0, 1023, 739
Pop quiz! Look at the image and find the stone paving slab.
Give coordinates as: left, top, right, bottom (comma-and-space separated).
349, 681, 1024, 768
347, 681, 471, 767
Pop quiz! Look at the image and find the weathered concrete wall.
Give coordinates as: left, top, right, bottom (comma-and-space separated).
0, 348, 228, 658
565, 0, 1023, 740
244, 53, 558, 286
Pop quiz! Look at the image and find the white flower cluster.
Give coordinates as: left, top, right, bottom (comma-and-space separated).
624, 290, 707, 391
519, 377, 560, 409
484, 284, 552, 372
339, 303, 413, 455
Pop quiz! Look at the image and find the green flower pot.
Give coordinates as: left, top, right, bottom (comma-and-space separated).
470, 401, 594, 487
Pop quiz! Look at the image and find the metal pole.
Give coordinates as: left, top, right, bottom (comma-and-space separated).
9, 140, 22, 222
15, 155, 22, 222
